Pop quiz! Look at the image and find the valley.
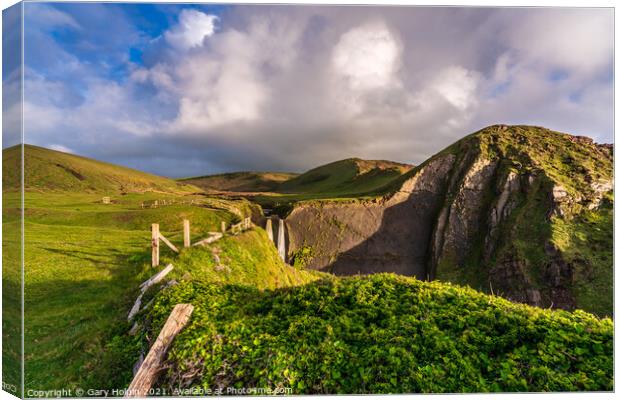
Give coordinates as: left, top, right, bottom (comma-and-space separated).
2, 125, 614, 394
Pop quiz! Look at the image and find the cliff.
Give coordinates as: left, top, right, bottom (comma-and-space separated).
283, 125, 613, 315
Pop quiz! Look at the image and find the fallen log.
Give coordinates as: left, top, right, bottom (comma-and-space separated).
125, 304, 194, 397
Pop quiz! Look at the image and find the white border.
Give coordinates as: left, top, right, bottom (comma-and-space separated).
0, 1, 617, 400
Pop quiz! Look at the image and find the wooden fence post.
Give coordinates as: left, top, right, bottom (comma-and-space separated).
221, 221, 226, 233
126, 304, 194, 397
183, 219, 190, 248
152, 223, 159, 267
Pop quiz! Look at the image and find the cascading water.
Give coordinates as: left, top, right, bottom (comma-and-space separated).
277, 218, 286, 261
265, 218, 274, 242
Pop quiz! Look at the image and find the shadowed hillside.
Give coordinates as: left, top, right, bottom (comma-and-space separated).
180, 171, 298, 193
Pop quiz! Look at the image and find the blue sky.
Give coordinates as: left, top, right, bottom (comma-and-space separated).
3, 3, 614, 177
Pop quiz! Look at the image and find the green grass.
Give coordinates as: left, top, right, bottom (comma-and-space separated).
3, 144, 199, 194
22, 220, 149, 390
2, 187, 253, 391
167, 229, 324, 290
279, 158, 410, 195
136, 274, 612, 393
2, 149, 22, 397
2, 219, 22, 397
551, 200, 614, 317
99, 225, 325, 390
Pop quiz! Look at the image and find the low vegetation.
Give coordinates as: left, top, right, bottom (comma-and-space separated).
133, 274, 613, 393
101, 228, 325, 389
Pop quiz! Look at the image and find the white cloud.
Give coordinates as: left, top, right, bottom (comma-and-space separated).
164, 13, 304, 133
332, 22, 402, 91
430, 66, 480, 111
21, 6, 614, 176
164, 9, 218, 50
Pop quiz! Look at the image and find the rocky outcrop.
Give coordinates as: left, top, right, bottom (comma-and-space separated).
484, 170, 520, 259
430, 154, 497, 274
282, 125, 613, 314
285, 154, 456, 277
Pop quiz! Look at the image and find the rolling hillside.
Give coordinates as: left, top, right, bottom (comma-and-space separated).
278, 158, 412, 195
180, 158, 412, 200
3, 144, 198, 194
2, 127, 614, 394
180, 171, 298, 193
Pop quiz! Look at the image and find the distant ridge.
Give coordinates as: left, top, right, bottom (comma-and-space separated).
278, 158, 413, 196
2, 144, 198, 194
180, 171, 298, 193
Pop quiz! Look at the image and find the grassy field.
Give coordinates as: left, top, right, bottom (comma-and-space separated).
2, 203, 21, 396
2, 187, 255, 391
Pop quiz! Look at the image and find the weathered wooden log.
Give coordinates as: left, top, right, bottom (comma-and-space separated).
125, 304, 194, 397
139, 264, 174, 293
192, 232, 223, 247
127, 294, 143, 321
159, 233, 179, 253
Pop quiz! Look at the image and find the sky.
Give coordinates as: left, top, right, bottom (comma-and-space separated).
2, 2, 614, 177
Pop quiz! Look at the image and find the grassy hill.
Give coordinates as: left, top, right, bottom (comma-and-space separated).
3, 144, 198, 194
129, 273, 612, 393
180, 171, 298, 193
101, 228, 325, 388
278, 158, 412, 195
166, 229, 324, 289
180, 158, 412, 202
1, 145, 272, 391
427, 125, 614, 316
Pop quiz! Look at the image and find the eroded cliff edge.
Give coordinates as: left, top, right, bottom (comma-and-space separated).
283, 125, 613, 315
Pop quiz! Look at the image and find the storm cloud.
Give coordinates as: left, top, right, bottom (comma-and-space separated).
14, 3, 614, 177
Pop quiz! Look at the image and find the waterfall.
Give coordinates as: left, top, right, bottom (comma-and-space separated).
265, 218, 274, 242
277, 218, 286, 261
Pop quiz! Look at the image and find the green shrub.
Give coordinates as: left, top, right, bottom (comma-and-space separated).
141, 274, 612, 393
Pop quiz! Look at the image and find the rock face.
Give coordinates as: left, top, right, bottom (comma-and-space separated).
286, 154, 455, 277
283, 125, 613, 315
